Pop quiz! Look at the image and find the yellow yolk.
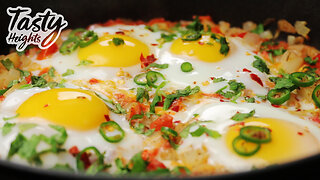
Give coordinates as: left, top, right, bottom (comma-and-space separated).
170, 35, 226, 62
78, 34, 149, 67
226, 118, 320, 164
17, 88, 109, 131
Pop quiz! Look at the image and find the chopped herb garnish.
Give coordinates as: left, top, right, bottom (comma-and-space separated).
257, 94, 267, 100
304, 56, 318, 65
163, 86, 200, 110
130, 152, 148, 173
95, 93, 126, 114
268, 49, 286, 56
186, 16, 204, 32
134, 123, 155, 136
180, 121, 214, 138
211, 34, 230, 56
112, 37, 125, 46
212, 77, 226, 83
0, 58, 14, 71
161, 127, 179, 149
77, 60, 94, 66
136, 87, 149, 103
19, 84, 33, 89
8, 125, 68, 165
145, 24, 159, 32
31, 76, 48, 88
2, 122, 16, 136
271, 76, 296, 90
51, 163, 74, 172
48, 67, 56, 77
252, 56, 270, 74
217, 80, 246, 100
3, 114, 20, 121
145, 63, 169, 70
244, 97, 255, 103
251, 24, 264, 34
18, 123, 37, 133
159, 33, 176, 43
62, 69, 75, 77
231, 110, 255, 121
18, 69, 31, 78
190, 125, 221, 138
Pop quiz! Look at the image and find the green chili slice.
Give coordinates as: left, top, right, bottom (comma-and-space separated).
69, 28, 86, 39
240, 126, 271, 143
232, 136, 260, 156
146, 71, 166, 88
289, 72, 315, 87
267, 89, 290, 105
79, 31, 98, 48
76, 146, 104, 172
181, 62, 193, 72
134, 73, 148, 86
59, 38, 80, 55
99, 121, 125, 143
181, 32, 202, 41
312, 85, 320, 108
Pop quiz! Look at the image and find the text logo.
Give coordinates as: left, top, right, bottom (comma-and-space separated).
6, 6, 68, 52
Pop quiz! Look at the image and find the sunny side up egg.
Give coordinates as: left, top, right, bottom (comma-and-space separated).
174, 101, 320, 172
33, 25, 161, 88
0, 86, 144, 170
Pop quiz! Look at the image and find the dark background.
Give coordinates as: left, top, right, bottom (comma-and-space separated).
0, 0, 320, 179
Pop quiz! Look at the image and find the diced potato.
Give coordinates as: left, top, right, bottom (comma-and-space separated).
278, 50, 304, 73
0, 52, 21, 89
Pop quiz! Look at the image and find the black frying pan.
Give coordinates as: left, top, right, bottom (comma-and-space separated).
0, 0, 320, 179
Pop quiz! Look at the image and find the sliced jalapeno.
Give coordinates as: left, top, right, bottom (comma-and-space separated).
69, 28, 86, 39
99, 121, 125, 143
181, 32, 202, 41
267, 89, 290, 105
76, 146, 104, 173
232, 136, 260, 156
134, 73, 148, 85
290, 72, 315, 87
240, 126, 271, 143
146, 71, 166, 88
312, 85, 320, 108
79, 31, 98, 48
181, 62, 193, 72
59, 38, 80, 55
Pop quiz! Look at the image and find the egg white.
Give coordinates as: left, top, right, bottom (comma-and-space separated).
0, 86, 144, 171
173, 100, 320, 172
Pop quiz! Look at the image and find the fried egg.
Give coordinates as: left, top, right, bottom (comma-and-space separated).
0, 86, 144, 169
175, 101, 320, 172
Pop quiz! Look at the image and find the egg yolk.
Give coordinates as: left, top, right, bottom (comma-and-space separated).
78, 34, 149, 67
226, 118, 320, 164
170, 35, 226, 62
17, 88, 109, 131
